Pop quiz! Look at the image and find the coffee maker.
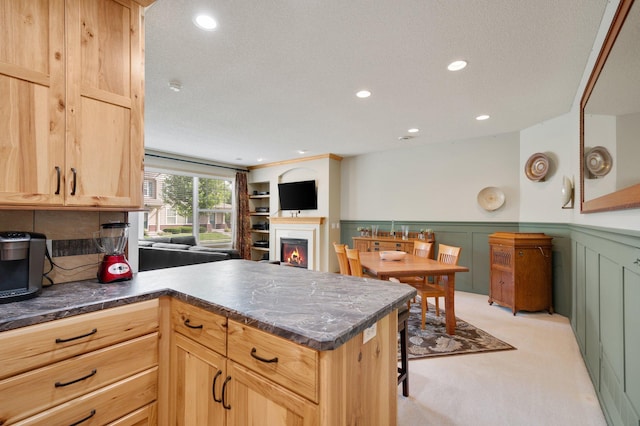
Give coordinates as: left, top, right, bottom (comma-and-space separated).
94, 222, 133, 283
0, 232, 46, 303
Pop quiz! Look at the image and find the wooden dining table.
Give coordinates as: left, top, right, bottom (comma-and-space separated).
359, 251, 469, 335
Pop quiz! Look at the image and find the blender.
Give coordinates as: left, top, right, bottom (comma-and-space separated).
94, 222, 133, 283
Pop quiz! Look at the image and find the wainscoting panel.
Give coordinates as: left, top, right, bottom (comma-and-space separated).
585, 247, 601, 387
573, 242, 586, 351
340, 221, 575, 310
571, 225, 640, 426
624, 266, 640, 420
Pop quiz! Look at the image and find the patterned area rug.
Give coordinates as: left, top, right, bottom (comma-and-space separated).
402, 300, 516, 359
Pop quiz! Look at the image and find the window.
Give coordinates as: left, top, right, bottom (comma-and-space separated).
143, 179, 156, 198
165, 208, 178, 225
142, 170, 234, 248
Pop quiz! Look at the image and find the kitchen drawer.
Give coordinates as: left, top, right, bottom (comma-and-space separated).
372, 241, 406, 251
107, 402, 157, 425
0, 333, 158, 423
171, 298, 227, 356
12, 367, 158, 426
228, 320, 318, 403
0, 299, 159, 379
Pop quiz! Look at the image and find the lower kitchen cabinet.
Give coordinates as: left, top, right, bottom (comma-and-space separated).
226, 360, 317, 425
169, 299, 397, 426
171, 333, 226, 425
3, 295, 399, 426
0, 300, 160, 424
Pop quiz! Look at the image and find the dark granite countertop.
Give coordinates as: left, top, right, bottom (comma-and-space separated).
0, 260, 416, 351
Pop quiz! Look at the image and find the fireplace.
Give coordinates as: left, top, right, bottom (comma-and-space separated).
280, 238, 309, 268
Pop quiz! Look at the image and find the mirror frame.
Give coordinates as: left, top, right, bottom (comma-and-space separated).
580, 0, 640, 213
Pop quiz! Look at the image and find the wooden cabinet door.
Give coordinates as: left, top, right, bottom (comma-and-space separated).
65, 0, 143, 208
513, 247, 551, 311
171, 333, 226, 426
226, 360, 317, 426
353, 239, 370, 252
0, 0, 66, 206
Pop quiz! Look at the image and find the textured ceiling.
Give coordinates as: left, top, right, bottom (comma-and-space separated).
144, 0, 609, 167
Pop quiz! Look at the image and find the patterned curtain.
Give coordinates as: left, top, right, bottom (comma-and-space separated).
235, 172, 252, 259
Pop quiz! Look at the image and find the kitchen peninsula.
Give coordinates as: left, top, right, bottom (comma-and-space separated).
0, 260, 415, 425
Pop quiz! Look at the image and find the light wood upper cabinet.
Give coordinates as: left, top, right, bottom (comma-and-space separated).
0, 0, 66, 206
64, 0, 143, 208
0, 0, 145, 209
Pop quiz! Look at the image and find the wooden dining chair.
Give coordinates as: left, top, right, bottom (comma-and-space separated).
333, 242, 351, 275
397, 241, 433, 307
413, 244, 462, 329
345, 248, 364, 277
398, 241, 433, 284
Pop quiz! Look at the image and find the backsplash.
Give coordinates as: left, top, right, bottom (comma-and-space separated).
0, 210, 127, 284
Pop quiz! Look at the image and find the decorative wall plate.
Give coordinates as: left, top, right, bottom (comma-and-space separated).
477, 187, 505, 211
585, 146, 612, 178
524, 153, 550, 181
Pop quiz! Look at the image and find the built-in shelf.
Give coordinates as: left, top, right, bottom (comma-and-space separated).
248, 182, 271, 261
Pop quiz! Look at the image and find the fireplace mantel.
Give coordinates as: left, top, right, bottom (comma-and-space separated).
271, 216, 325, 225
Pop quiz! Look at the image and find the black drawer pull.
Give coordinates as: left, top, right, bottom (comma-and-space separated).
212, 370, 222, 403
184, 319, 204, 329
250, 347, 278, 363
69, 409, 96, 426
55, 328, 97, 343
55, 369, 97, 387
55, 166, 61, 194
70, 167, 77, 195
221, 376, 232, 410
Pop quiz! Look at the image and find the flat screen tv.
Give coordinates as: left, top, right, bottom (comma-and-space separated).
278, 180, 317, 211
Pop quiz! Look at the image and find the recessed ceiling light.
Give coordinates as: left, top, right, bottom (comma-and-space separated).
476, 114, 490, 121
194, 14, 217, 31
447, 60, 468, 71
168, 80, 182, 92
356, 90, 371, 98
257, 158, 263, 162
297, 150, 308, 154
408, 128, 419, 133
398, 135, 414, 141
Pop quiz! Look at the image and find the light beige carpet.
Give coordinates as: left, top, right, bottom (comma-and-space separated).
397, 291, 606, 426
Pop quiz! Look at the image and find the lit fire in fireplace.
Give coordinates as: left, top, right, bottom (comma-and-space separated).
281, 238, 308, 268
286, 248, 304, 266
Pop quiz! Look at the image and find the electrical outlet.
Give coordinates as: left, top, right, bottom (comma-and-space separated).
363, 323, 377, 344
46, 239, 52, 255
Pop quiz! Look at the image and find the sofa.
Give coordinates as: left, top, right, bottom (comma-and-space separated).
138, 235, 241, 271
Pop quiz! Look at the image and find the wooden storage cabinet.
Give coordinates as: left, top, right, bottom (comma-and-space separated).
353, 236, 435, 258
488, 232, 553, 315
0, 300, 160, 424
0, 0, 146, 209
